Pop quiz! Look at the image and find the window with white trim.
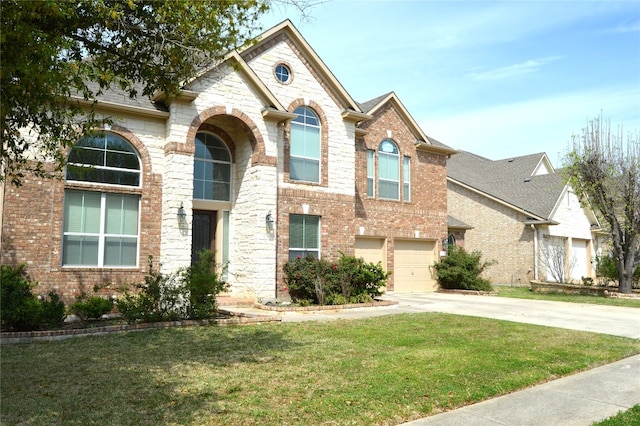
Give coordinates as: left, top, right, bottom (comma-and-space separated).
193, 132, 232, 201
378, 139, 400, 200
290, 106, 320, 183
289, 214, 320, 260
62, 190, 139, 267
64, 132, 141, 267
403, 156, 411, 201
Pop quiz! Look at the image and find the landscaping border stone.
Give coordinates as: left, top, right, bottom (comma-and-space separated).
254, 299, 398, 312
0, 309, 281, 345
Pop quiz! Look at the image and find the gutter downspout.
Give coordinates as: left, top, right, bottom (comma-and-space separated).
531, 224, 539, 281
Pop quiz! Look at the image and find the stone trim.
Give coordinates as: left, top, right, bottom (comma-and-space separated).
0, 310, 281, 345
254, 300, 398, 312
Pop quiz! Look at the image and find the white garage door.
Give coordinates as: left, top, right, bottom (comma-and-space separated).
571, 239, 589, 281
394, 240, 437, 292
354, 237, 385, 266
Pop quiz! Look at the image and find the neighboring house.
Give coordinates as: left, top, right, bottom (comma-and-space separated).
447, 150, 603, 285
0, 20, 454, 302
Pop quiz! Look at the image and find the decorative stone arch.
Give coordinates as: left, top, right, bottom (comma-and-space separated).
187, 106, 274, 167
285, 99, 329, 187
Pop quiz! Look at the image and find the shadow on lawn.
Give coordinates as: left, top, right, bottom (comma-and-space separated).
1, 324, 298, 425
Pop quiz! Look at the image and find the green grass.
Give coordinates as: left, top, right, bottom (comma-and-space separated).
592, 405, 640, 425
2, 313, 639, 425
496, 286, 640, 308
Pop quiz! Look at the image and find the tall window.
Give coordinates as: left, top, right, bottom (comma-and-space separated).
193, 132, 232, 201
66, 132, 140, 186
289, 214, 320, 259
378, 139, 400, 200
367, 150, 375, 197
63, 191, 139, 267
403, 156, 411, 201
290, 106, 320, 183
64, 133, 141, 267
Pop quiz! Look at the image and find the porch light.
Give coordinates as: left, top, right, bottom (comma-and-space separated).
266, 211, 274, 231
177, 202, 187, 224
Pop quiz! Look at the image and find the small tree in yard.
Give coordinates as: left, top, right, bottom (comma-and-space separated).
434, 246, 495, 291
540, 238, 577, 283
564, 116, 640, 293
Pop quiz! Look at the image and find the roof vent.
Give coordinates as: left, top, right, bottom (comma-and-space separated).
508, 158, 515, 162
524, 178, 531, 182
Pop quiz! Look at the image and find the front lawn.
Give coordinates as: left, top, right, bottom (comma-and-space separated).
2, 313, 639, 425
497, 286, 640, 308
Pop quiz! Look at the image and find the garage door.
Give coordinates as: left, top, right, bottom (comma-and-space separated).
354, 237, 385, 266
394, 240, 437, 292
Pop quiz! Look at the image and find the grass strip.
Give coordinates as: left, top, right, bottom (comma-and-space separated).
2, 313, 639, 425
497, 286, 640, 308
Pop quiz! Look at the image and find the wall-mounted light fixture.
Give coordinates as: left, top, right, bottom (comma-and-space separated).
177, 202, 187, 225
266, 210, 274, 232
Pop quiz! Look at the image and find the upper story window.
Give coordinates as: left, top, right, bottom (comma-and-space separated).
290, 106, 320, 183
275, 63, 291, 84
66, 132, 140, 186
193, 132, 232, 201
403, 156, 411, 202
378, 139, 400, 200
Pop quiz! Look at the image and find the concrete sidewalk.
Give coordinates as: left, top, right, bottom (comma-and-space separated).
402, 354, 640, 426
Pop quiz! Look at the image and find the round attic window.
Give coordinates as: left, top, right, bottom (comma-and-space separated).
274, 63, 291, 84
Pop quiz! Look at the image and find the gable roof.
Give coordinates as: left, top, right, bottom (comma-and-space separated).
447, 150, 566, 220
358, 92, 456, 156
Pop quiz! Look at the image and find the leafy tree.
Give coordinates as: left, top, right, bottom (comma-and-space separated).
1, 0, 270, 186
564, 116, 640, 293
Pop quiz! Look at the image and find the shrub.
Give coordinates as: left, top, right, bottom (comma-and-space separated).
283, 253, 389, 305
40, 292, 66, 328
181, 249, 229, 319
70, 296, 113, 320
117, 256, 188, 323
595, 255, 640, 288
0, 264, 65, 331
434, 246, 495, 292
117, 251, 227, 324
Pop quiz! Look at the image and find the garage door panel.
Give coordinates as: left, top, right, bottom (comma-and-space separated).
354, 238, 385, 266
394, 240, 437, 292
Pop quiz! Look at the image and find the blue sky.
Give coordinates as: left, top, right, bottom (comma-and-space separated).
260, 0, 640, 165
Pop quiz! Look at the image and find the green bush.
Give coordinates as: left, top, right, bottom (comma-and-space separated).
433, 246, 494, 292
117, 256, 187, 323
595, 255, 640, 288
1, 264, 65, 331
117, 251, 227, 324
181, 249, 229, 319
70, 296, 113, 320
283, 253, 389, 305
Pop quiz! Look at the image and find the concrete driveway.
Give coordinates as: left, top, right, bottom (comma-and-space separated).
381, 292, 640, 339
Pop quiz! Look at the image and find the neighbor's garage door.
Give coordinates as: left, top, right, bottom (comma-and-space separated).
354, 237, 385, 266
394, 240, 437, 292
571, 239, 589, 282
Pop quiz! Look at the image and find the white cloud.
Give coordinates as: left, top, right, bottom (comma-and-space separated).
468, 56, 564, 81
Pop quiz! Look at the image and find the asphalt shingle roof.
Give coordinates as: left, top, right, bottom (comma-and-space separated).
447, 151, 566, 220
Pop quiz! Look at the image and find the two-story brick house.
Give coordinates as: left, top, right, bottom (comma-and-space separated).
0, 20, 454, 302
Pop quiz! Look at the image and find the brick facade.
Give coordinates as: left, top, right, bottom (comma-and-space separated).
1, 21, 452, 303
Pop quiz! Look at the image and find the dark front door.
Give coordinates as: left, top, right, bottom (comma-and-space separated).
192, 211, 216, 264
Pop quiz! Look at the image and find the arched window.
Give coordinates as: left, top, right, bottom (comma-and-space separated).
193, 132, 232, 201
290, 106, 320, 183
66, 132, 141, 186
378, 139, 400, 200
63, 132, 141, 267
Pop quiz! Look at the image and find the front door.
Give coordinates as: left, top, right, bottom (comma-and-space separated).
192, 211, 216, 264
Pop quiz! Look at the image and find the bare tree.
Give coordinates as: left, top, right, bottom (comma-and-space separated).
540, 237, 576, 283
564, 116, 640, 293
